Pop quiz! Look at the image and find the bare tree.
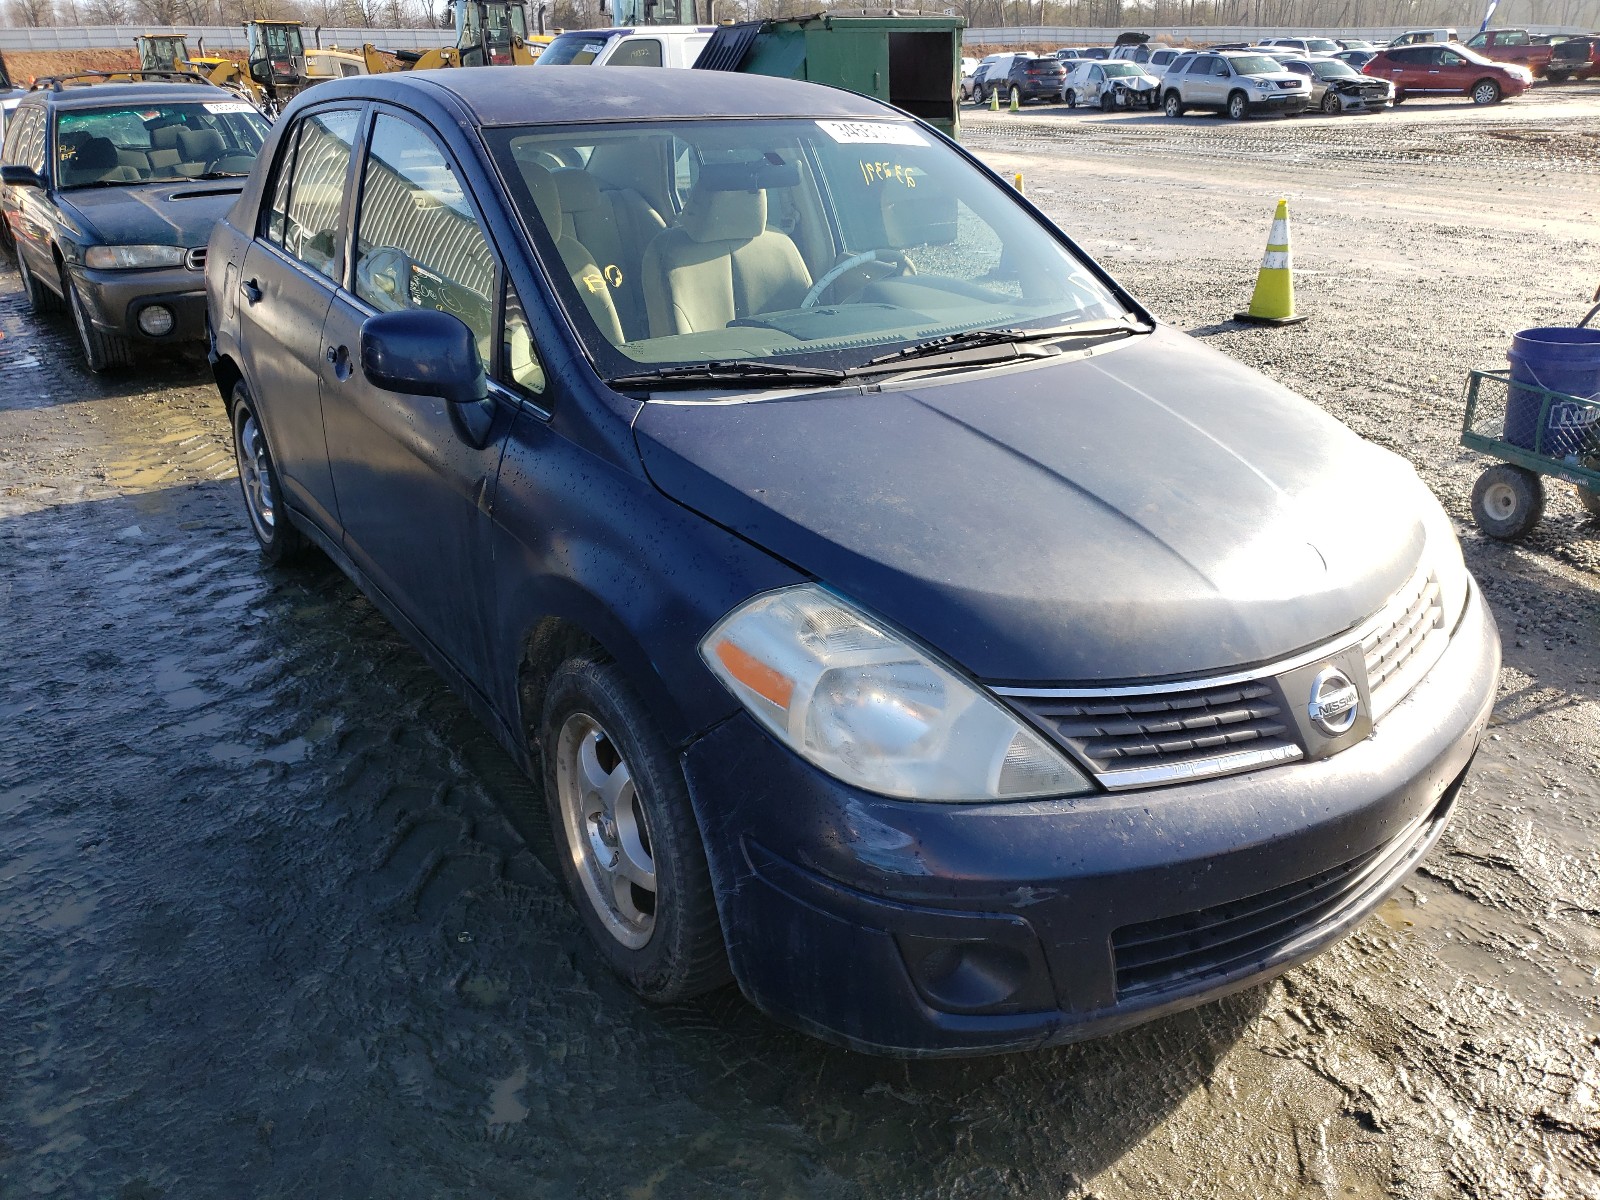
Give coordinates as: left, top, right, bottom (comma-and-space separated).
7, 0, 55, 22
83, 0, 130, 20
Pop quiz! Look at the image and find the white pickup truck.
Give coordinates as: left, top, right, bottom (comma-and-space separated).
534, 26, 715, 68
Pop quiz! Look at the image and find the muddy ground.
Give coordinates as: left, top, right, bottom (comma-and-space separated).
2, 90, 1598, 1199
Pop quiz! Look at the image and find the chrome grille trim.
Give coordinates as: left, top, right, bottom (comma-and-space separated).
185, 247, 206, 271
1097, 743, 1302, 790
1363, 569, 1447, 720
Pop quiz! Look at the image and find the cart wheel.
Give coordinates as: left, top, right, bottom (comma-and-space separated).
1470, 464, 1545, 540
1577, 485, 1600, 520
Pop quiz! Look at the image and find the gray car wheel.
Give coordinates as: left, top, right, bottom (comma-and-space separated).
1321, 90, 1342, 114
1063, 88, 1076, 107
1227, 90, 1249, 120
543, 656, 729, 1002
231, 382, 308, 563
64, 269, 133, 373
1163, 90, 1184, 117
1471, 79, 1501, 104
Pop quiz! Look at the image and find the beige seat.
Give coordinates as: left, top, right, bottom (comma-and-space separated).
641, 183, 812, 338
551, 167, 664, 342
148, 125, 182, 174
515, 159, 626, 346
176, 128, 224, 177
60, 137, 140, 186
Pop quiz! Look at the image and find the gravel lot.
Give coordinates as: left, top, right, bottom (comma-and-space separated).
1, 87, 1597, 1200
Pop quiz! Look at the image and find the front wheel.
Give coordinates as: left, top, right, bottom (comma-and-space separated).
1471, 78, 1501, 105
64, 270, 133, 373
1227, 90, 1249, 120
1100, 91, 1115, 112
231, 383, 309, 563
1470, 464, 1545, 540
1163, 90, 1184, 117
1062, 88, 1076, 107
1321, 90, 1343, 114
17, 250, 61, 314
544, 657, 728, 1002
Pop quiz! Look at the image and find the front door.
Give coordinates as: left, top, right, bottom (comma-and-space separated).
237, 106, 361, 531
317, 110, 514, 682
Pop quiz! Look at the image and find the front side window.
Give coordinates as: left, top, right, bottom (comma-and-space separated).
274, 109, 359, 278
353, 114, 496, 367
486, 118, 1130, 381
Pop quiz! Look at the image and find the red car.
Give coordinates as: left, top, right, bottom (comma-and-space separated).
1363, 43, 1532, 104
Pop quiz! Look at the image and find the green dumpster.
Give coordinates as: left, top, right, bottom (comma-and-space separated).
694, 14, 964, 140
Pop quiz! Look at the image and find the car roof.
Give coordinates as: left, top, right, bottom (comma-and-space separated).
28, 80, 238, 110
300, 65, 897, 127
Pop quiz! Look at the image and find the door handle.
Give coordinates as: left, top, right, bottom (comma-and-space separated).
241, 277, 262, 304
326, 343, 353, 381
326, 344, 340, 363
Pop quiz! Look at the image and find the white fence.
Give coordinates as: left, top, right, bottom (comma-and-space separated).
0, 24, 447, 52
963, 23, 1586, 44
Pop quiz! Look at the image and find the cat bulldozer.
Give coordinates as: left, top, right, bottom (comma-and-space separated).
362, 0, 548, 73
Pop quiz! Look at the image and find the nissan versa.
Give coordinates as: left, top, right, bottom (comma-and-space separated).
205, 68, 1499, 1056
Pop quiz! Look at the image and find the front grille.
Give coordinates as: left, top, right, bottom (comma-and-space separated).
185, 246, 206, 271
1277, 79, 1300, 88
1111, 802, 1442, 1000
1362, 569, 1446, 718
1016, 681, 1300, 790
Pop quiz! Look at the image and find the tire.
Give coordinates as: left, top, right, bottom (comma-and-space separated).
1227, 90, 1249, 120
64, 269, 133, 373
1163, 89, 1184, 117
1063, 89, 1076, 107
1008, 85, 1022, 108
17, 249, 61, 314
231, 382, 309, 564
1393, 90, 1407, 104
1577, 485, 1600, 520
543, 656, 728, 1002
1321, 90, 1342, 114
1470, 464, 1545, 540
1547, 70, 1570, 83
1471, 78, 1501, 105
1100, 91, 1115, 112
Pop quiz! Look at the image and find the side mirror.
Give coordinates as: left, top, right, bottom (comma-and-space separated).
360, 308, 487, 407
1, 164, 43, 189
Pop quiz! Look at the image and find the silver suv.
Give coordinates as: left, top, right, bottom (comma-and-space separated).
1162, 50, 1311, 119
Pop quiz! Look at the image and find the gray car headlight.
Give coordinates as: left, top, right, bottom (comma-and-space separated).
701, 584, 1093, 802
84, 244, 187, 270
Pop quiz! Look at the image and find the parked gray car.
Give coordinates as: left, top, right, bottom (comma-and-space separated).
1162, 50, 1312, 119
1273, 54, 1395, 113
0, 75, 267, 370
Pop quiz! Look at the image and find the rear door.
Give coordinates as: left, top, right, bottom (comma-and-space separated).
317, 108, 521, 682
236, 106, 361, 533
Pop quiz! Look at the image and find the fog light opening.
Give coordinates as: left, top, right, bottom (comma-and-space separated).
137, 305, 175, 337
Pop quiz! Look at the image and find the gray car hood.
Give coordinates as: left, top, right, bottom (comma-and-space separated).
634, 326, 1426, 684
59, 180, 244, 249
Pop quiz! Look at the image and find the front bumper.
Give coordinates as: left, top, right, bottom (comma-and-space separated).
683, 582, 1498, 1057
1250, 92, 1311, 113
68, 263, 209, 343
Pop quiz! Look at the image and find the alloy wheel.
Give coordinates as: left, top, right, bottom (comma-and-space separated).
235, 412, 277, 541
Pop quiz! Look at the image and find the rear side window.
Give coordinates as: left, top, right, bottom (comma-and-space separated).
353, 113, 497, 368
611, 37, 662, 67
267, 109, 359, 280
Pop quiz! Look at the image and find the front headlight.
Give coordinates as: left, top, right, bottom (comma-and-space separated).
1255, 78, 1274, 90
701, 585, 1093, 802
84, 244, 187, 270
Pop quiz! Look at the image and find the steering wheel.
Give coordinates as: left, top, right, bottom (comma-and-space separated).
800, 250, 907, 309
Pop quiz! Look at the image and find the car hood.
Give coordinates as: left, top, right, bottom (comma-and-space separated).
58, 180, 245, 249
1112, 74, 1159, 87
633, 326, 1425, 684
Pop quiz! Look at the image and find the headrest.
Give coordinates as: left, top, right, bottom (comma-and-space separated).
151, 125, 181, 150
178, 128, 224, 160
552, 167, 603, 215
679, 185, 766, 244
74, 137, 118, 171
517, 159, 563, 236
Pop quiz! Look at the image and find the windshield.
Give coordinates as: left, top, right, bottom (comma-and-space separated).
486, 118, 1131, 381
1306, 38, 1340, 53
534, 31, 618, 65
1102, 62, 1144, 76
55, 101, 267, 188
1312, 60, 1360, 79
1229, 54, 1284, 75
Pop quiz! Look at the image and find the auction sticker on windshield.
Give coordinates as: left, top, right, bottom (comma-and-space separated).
817, 121, 929, 147
204, 102, 256, 114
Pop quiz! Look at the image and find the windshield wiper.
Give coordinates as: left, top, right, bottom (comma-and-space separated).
606, 360, 849, 390
856, 319, 1150, 370
188, 171, 250, 180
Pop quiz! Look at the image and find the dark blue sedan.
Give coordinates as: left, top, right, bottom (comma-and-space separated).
205, 67, 1499, 1056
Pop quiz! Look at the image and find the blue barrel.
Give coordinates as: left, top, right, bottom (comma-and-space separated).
1504, 327, 1600, 458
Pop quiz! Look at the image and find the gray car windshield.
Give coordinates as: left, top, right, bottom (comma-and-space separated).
1101, 62, 1145, 76
1312, 60, 1362, 79
55, 101, 267, 187
486, 118, 1130, 379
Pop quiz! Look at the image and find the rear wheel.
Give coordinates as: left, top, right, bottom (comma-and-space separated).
231, 382, 308, 563
64, 269, 133, 373
1227, 90, 1249, 120
543, 656, 728, 1002
1163, 90, 1184, 117
1547, 70, 1570, 83
1470, 464, 1545, 540
1471, 78, 1501, 104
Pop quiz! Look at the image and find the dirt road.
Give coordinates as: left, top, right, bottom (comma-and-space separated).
1, 92, 1597, 1199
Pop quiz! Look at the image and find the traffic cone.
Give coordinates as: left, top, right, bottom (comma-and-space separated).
1008, 89, 1020, 112
989, 88, 999, 111
1235, 198, 1307, 326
